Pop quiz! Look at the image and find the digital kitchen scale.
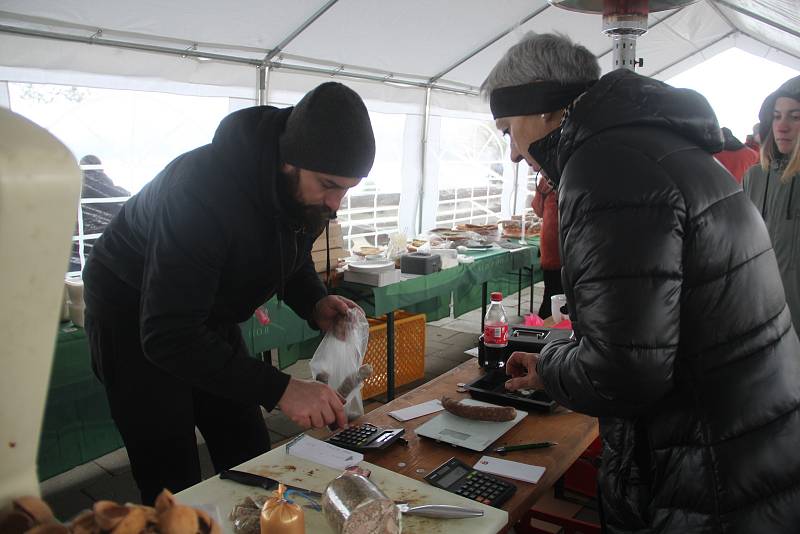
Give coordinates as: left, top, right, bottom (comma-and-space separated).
415, 399, 527, 452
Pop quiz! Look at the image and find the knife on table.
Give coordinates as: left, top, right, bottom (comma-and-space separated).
396, 503, 484, 518
221, 470, 483, 519
219, 469, 323, 499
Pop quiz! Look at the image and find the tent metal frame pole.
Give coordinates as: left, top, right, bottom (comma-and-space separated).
264, 0, 339, 62
269, 62, 478, 96
428, 4, 550, 84
0, 24, 480, 97
264, 64, 271, 103
256, 65, 267, 105
0, 24, 263, 66
648, 30, 736, 78
417, 87, 432, 235
511, 162, 520, 216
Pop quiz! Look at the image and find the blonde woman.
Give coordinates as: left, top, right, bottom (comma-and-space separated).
744, 75, 800, 333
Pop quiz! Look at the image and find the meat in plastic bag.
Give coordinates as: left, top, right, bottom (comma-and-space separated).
309, 308, 370, 420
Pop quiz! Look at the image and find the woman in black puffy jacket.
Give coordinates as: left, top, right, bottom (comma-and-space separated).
485, 33, 800, 533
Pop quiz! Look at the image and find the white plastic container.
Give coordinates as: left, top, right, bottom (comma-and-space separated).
64, 277, 85, 327
551, 294, 569, 323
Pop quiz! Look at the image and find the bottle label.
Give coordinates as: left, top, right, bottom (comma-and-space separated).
255, 306, 271, 326
484, 323, 508, 346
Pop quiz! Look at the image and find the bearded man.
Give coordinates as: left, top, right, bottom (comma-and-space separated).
82, 82, 374, 503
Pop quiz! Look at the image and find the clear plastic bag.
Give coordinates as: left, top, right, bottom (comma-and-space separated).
309, 308, 370, 420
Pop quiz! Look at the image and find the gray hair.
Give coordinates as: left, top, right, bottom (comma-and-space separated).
481, 32, 600, 98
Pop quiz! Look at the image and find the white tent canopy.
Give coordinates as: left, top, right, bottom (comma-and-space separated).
1, 0, 798, 242
1, 0, 799, 108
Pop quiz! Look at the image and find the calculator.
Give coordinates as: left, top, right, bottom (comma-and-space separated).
425, 457, 516, 508
327, 423, 405, 452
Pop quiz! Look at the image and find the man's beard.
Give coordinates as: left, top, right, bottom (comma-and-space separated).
278, 167, 336, 233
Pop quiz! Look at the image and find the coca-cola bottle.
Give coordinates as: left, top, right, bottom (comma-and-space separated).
480, 292, 509, 369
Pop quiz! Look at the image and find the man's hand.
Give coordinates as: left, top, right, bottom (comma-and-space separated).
505, 351, 545, 391
278, 377, 348, 429
313, 295, 360, 340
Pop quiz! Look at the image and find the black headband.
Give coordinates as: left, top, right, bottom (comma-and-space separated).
490, 80, 595, 119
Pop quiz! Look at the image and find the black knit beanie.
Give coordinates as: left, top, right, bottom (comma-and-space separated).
279, 82, 376, 178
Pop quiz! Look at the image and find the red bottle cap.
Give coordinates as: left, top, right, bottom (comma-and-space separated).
490, 292, 503, 301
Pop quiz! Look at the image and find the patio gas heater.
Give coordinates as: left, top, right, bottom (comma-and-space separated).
548, 0, 699, 70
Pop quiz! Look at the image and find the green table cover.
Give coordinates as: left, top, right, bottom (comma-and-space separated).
38, 322, 124, 481
40, 239, 540, 479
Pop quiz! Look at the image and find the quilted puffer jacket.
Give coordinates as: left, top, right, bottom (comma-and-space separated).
538, 69, 800, 533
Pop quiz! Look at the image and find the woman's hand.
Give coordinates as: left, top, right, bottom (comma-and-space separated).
504, 351, 545, 390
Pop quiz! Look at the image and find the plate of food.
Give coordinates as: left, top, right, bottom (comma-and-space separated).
437, 231, 470, 240
500, 219, 541, 239
455, 223, 499, 236
407, 238, 427, 252
353, 246, 385, 257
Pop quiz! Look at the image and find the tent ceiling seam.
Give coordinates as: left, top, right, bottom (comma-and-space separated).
649, 29, 736, 77
707, 0, 739, 33
714, 0, 800, 40
734, 32, 800, 64
263, 0, 339, 63
428, 3, 550, 85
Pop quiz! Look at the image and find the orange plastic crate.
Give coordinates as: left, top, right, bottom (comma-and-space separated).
361, 311, 426, 399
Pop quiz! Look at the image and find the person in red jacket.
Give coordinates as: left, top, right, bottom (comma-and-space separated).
531, 173, 562, 318
745, 122, 761, 152
714, 127, 759, 184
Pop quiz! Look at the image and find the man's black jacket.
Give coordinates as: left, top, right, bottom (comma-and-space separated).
83, 106, 327, 410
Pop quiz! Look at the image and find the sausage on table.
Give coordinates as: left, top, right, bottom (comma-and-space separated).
441, 396, 516, 422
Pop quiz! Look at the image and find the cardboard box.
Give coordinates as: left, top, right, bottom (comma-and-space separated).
312, 223, 344, 252
314, 257, 346, 272
311, 247, 348, 265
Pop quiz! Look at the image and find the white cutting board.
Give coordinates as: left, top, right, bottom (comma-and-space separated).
176, 444, 507, 534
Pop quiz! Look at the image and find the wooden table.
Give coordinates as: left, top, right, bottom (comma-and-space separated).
176, 357, 597, 534
348, 358, 599, 532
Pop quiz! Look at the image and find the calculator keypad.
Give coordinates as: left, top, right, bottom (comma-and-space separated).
454, 472, 513, 506
425, 458, 516, 508
329, 424, 379, 448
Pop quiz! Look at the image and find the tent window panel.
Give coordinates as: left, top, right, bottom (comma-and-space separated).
67, 236, 98, 277
523, 166, 539, 218
7, 82, 234, 276
339, 111, 406, 251
433, 116, 509, 229
7, 82, 230, 196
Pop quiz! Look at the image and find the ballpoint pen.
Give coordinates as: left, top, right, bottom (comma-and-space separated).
494, 441, 558, 454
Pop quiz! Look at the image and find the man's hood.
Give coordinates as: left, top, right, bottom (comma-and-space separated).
210, 105, 293, 214
558, 69, 724, 171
